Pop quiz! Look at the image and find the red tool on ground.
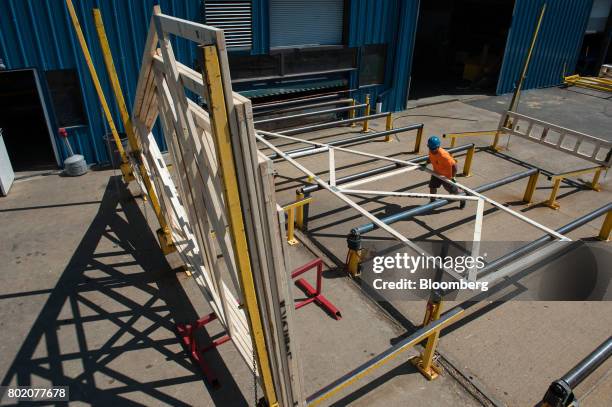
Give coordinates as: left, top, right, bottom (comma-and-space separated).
292, 258, 341, 320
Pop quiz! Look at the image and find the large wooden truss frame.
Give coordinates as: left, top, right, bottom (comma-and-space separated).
129, 8, 303, 407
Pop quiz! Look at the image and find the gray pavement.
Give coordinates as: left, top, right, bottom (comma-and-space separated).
467, 86, 612, 141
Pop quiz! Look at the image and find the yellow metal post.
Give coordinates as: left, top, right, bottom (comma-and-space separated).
202, 45, 278, 407
598, 211, 612, 241
65, 0, 133, 183
411, 298, 443, 380
362, 94, 371, 132
450, 136, 457, 148
385, 113, 393, 142
523, 171, 539, 203
545, 178, 562, 210
491, 130, 502, 151
282, 198, 312, 244
462, 146, 475, 177
295, 192, 305, 230
414, 126, 423, 154
349, 99, 356, 127
286, 208, 298, 245
591, 168, 602, 191
346, 249, 362, 277
93, 8, 174, 254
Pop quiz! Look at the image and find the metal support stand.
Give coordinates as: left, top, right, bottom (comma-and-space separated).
414, 127, 423, 154
362, 95, 371, 132
282, 198, 312, 245
411, 295, 443, 380
385, 113, 393, 142
291, 259, 341, 320
523, 171, 540, 203
462, 146, 475, 177
599, 211, 612, 241
176, 312, 231, 387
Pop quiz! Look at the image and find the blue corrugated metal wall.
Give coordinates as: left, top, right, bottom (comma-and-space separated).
347, 0, 420, 112
0, 0, 202, 166
497, 0, 593, 94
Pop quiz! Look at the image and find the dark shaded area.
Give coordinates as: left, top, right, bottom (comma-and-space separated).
0, 177, 247, 406
410, 0, 515, 98
0, 69, 56, 171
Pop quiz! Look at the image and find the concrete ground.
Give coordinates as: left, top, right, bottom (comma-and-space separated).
263, 92, 612, 406
0, 87, 610, 407
467, 86, 612, 141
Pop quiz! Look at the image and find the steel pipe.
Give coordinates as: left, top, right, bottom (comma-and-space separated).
252, 92, 354, 111
351, 168, 538, 236
253, 98, 353, 117
299, 144, 474, 195
266, 123, 424, 160
481, 202, 612, 275
278, 112, 390, 136
254, 103, 367, 125
541, 337, 612, 407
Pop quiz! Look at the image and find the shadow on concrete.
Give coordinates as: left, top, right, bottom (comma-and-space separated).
0, 177, 247, 406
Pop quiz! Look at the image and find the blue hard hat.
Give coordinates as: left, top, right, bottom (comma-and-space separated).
427, 136, 441, 150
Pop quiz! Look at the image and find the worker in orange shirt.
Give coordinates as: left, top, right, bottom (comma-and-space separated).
427, 136, 465, 209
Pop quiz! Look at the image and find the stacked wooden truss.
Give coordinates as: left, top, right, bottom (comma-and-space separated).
128, 8, 303, 407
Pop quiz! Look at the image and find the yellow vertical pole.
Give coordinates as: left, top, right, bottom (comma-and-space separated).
65, 0, 133, 182
414, 127, 423, 154
523, 172, 539, 203
546, 178, 562, 209
491, 130, 502, 151
286, 208, 298, 245
384, 113, 393, 141
295, 192, 305, 230
201, 45, 278, 407
462, 146, 474, 177
349, 99, 356, 127
450, 136, 457, 148
362, 94, 371, 132
591, 168, 602, 191
92, 8, 174, 254
598, 211, 612, 241
412, 298, 443, 380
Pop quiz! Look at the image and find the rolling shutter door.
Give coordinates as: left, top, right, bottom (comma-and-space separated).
205, 1, 252, 49
269, 0, 344, 48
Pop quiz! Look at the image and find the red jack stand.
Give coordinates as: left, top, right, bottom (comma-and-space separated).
176, 312, 231, 387
292, 258, 342, 320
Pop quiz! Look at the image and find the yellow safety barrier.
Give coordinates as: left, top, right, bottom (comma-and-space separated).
564, 74, 612, 93
282, 198, 313, 245
599, 211, 612, 241
545, 166, 604, 210
362, 94, 371, 132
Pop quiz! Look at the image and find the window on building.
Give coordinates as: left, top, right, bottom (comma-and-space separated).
269, 0, 344, 48
205, 0, 252, 49
359, 45, 387, 86
44, 69, 87, 127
